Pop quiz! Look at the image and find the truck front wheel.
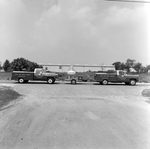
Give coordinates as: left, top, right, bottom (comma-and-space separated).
129, 79, 136, 86
102, 79, 108, 85
71, 79, 76, 85
18, 78, 24, 83
47, 78, 55, 84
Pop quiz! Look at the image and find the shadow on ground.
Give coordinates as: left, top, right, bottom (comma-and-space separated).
0, 86, 22, 111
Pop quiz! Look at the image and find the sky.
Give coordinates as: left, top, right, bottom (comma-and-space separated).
0, 0, 150, 66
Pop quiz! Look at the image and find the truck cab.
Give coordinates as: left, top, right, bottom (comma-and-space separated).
94, 70, 139, 85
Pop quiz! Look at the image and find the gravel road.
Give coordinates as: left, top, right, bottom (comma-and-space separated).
0, 82, 150, 149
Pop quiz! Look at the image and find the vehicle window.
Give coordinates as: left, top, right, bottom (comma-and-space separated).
119, 71, 124, 75
35, 69, 42, 75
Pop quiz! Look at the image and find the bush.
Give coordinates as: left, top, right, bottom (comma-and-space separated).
11, 58, 42, 71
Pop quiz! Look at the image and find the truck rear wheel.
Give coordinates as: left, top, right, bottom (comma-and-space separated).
129, 79, 136, 86
71, 79, 76, 85
18, 78, 24, 83
102, 79, 108, 85
47, 78, 55, 84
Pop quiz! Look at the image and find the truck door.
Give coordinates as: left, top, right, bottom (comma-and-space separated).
117, 71, 126, 82
108, 73, 117, 82
34, 69, 44, 80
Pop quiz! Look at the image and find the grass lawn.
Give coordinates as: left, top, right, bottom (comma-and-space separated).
0, 72, 12, 80
0, 86, 21, 110
139, 73, 150, 83
142, 88, 150, 97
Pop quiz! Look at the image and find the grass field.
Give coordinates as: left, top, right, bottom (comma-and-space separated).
0, 72, 12, 80
0, 86, 21, 110
142, 88, 150, 97
139, 73, 150, 83
0, 72, 150, 83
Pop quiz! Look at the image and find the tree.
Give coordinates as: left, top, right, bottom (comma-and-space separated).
11, 58, 28, 71
140, 66, 147, 73
27, 61, 42, 71
112, 62, 126, 70
125, 59, 136, 72
146, 65, 150, 71
3, 59, 11, 72
133, 62, 142, 73
11, 58, 42, 71
125, 59, 135, 67
0, 63, 2, 70
120, 63, 126, 70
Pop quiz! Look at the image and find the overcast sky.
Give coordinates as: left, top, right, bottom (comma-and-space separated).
0, 0, 150, 66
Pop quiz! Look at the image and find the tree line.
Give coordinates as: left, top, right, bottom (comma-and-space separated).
0, 57, 150, 73
0, 58, 42, 72
112, 59, 150, 73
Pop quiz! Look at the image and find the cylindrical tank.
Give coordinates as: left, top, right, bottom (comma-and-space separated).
67, 66, 76, 75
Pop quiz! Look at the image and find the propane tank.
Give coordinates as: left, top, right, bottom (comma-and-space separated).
67, 65, 76, 75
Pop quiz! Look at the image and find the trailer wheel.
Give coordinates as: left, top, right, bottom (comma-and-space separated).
47, 78, 54, 84
71, 79, 76, 85
129, 79, 136, 86
18, 78, 24, 83
102, 79, 108, 85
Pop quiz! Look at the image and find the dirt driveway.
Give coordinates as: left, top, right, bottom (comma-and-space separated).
0, 82, 150, 149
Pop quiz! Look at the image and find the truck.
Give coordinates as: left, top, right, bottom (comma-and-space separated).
11, 68, 58, 84
94, 70, 139, 85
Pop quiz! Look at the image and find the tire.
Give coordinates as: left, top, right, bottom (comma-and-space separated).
102, 79, 108, 85
24, 80, 29, 83
125, 82, 129, 85
47, 78, 54, 84
18, 78, 24, 83
71, 79, 76, 85
129, 79, 136, 86
99, 82, 102, 85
